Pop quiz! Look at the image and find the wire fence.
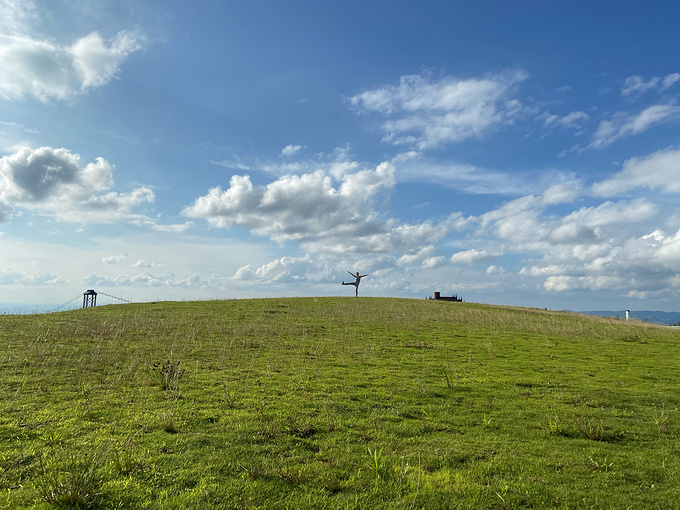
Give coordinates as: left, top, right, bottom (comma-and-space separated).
48, 290, 133, 313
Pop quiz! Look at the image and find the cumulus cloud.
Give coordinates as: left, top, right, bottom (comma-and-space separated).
349, 69, 528, 149
0, 200, 12, 223
478, 194, 549, 242
621, 73, 680, 97
0, 146, 155, 223
558, 198, 657, 229
397, 245, 436, 266
102, 253, 127, 264
486, 265, 505, 275
0, 266, 62, 284
422, 256, 445, 269
183, 161, 470, 279
543, 275, 624, 292
280, 144, 303, 157
0, 28, 143, 102
233, 255, 333, 284
458, 165, 680, 300
132, 259, 165, 268
517, 217, 680, 298
450, 248, 500, 264
592, 148, 680, 195
0, 146, 113, 202
83, 271, 215, 288
543, 199, 657, 248
589, 104, 680, 149
183, 162, 397, 245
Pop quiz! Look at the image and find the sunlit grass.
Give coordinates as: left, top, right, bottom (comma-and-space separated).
1, 297, 679, 508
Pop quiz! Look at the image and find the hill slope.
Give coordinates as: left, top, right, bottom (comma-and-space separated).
1, 298, 679, 509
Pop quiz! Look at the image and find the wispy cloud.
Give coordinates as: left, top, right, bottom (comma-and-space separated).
536, 110, 589, 130
621, 73, 680, 97
589, 104, 680, 149
349, 69, 528, 149
393, 152, 580, 196
592, 148, 680, 195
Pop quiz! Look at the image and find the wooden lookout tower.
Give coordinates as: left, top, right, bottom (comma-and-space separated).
83, 289, 98, 308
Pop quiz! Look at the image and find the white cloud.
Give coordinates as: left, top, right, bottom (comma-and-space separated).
544, 275, 624, 292
0, 29, 142, 102
0, 0, 37, 36
589, 104, 680, 149
0, 200, 12, 223
132, 259, 167, 269
280, 144, 303, 157
232, 255, 332, 284
621, 73, 680, 97
393, 152, 581, 196
478, 194, 549, 242
544, 199, 658, 247
0, 119, 40, 135
83, 271, 210, 288
102, 253, 127, 264
349, 69, 528, 149
558, 199, 657, 229
0, 146, 155, 223
183, 162, 397, 245
542, 183, 581, 204
537, 110, 589, 130
519, 218, 680, 298
148, 221, 193, 233
461, 169, 680, 300
422, 256, 445, 269
450, 248, 500, 264
0, 146, 113, 202
397, 245, 436, 266
0, 266, 62, 284
592, 148, 680, 195
486, 265, 505, 275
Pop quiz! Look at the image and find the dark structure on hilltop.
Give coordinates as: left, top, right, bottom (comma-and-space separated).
49, 290, 133, 313
83, 290, 97, 308
430, 291, 463, 302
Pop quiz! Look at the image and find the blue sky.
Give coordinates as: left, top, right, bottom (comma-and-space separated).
1, 0, 680, 311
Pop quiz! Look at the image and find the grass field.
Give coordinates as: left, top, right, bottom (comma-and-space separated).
1, 297, 679, 509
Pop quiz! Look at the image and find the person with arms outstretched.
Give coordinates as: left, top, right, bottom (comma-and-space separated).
342, 271, 369, 297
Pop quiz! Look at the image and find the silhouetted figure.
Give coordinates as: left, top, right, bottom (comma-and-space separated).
342, 271, 369, 297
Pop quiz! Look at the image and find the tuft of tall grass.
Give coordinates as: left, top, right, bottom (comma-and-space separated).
152, 359, 184, 392
34, 446, 106, 508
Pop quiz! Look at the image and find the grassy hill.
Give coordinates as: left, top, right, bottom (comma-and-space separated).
1, 297, 679, 509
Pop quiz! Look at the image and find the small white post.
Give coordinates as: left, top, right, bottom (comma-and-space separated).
625, 310, 630, 321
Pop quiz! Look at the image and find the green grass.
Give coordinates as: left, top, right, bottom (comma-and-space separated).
1, 297, 679, 509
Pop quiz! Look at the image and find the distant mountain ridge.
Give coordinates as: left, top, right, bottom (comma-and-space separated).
576, 310, 680, 325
